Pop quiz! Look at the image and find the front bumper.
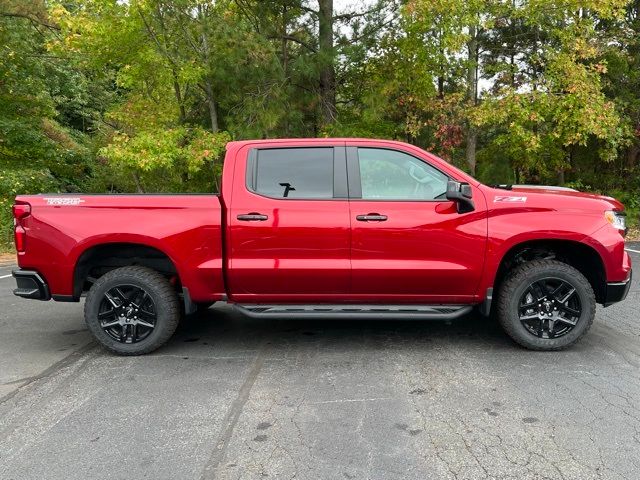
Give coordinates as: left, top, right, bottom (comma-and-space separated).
604, 270, 632, 307
12, 270, 51, 301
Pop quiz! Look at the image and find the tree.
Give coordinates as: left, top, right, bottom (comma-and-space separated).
4, 0, 640, 250
52, 0, 277, 190
0, 0, 101, 245
474, 0, 630, 183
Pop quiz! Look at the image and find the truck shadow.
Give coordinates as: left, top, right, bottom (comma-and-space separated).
165, 303, 516, 354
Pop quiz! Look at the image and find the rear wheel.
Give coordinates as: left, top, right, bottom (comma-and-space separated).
84, 266, 180, 355
496, 259, 596, 350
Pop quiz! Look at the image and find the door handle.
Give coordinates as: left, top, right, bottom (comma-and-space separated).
356, 213, 388, 222
237, 213, 269, 221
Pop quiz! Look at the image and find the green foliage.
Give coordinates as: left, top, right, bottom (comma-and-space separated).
0, 168, 59, 246
3, 0, 640, 250
0, 0, 99, 250
471, 0, 631, 180
98, 127, 229, 192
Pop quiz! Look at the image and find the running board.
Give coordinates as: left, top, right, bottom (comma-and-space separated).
234, 304, 473, 320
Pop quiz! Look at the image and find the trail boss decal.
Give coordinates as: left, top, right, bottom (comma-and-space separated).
494, 196, 527, 203
44, 197, 85, 206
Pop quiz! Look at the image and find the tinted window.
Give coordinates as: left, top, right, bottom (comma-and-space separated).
358, 148, 448, 200
254, 148, 334, 199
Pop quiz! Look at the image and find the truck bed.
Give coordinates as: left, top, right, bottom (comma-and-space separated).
14, 194, 225, 303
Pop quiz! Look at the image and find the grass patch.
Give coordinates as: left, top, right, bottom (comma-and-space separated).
0, 197, 13, 253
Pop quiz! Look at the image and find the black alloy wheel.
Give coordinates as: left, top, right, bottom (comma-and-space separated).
85, 266, 180, 355
518, 277, 581, 339
496, 259, 596, 351
98, 285, 157, 344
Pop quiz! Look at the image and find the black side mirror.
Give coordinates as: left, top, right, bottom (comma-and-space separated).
445, 180, 475, 213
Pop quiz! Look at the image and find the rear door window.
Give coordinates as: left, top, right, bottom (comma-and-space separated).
249, 148, 335, 199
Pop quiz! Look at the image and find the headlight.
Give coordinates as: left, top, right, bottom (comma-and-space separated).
605, 210, 626, 234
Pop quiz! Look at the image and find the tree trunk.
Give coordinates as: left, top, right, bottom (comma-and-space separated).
132, 172, 144, 193
318, 0, 336, 127
204, 78, 219, 133
199, 5, 219, 133
465, 24, 478, 175
172, 70, 186, 123
282, 3, 289, 76
281, 3, 289, 135
465, 130, 477, 176
627, 143, 640, 169
437, 28, 445, 98
557, 146, 572, 186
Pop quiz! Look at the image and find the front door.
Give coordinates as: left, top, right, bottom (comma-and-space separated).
227, 144, 351, 303
348, 145, 487, 303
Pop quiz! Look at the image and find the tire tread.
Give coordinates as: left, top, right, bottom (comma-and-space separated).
496, 259, 596, 351
84, 266, 180, 355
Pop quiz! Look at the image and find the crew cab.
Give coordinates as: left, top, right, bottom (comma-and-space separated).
11, 138, 632, 354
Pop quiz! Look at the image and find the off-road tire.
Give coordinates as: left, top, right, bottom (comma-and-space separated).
496, 259, 596, 351
84, 266, 180, 355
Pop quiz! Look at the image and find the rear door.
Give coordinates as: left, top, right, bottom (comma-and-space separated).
347, 145, 487, 303
226, 143, 351, 303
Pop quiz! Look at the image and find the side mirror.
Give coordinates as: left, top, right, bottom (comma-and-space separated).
445, 181, 475, 213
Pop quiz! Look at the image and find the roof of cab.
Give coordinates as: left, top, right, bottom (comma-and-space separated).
226, 138, 415, 148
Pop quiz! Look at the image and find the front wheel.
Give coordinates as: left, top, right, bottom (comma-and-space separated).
496, 259, 596, 351
84, 266, 180, 355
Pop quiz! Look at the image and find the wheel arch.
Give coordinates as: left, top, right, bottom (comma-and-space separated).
73, 242, 181, 300
493, 239, 607, 304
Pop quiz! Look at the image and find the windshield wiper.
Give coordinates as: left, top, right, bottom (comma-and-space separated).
490, 184, 513, 190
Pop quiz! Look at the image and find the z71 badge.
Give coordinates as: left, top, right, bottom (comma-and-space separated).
44, 197, 85, 206
494, 196, 527, 203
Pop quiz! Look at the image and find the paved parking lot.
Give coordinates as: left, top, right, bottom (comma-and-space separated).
1, 247, 639, 480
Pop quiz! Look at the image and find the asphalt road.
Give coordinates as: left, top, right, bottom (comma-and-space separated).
1, 248, 639, 480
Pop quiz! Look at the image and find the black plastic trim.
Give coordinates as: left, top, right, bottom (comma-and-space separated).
479, 288, 493, 316
181, 287, 197, 315
52, 294, 77, 302
346, 146, 362, 198
333, 146, 348, 199
603, 270, 632, 307
234, 304, 473, 320
12, 270, 51, 301
246, 148, 258, 191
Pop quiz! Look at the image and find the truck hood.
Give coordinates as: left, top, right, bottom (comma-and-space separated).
487, 185, 625, 211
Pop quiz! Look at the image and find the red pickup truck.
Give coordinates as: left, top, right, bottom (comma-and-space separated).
11, 138, 632, 355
